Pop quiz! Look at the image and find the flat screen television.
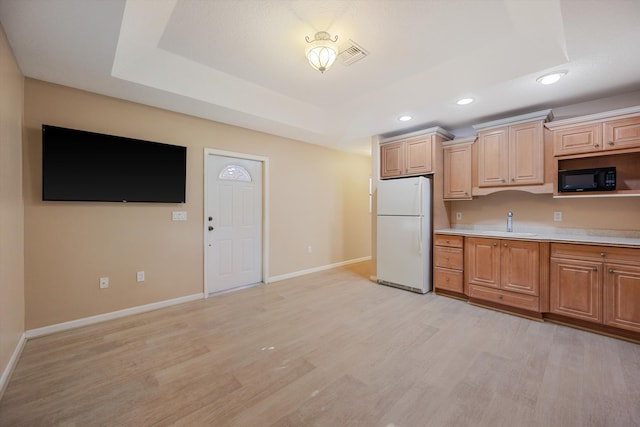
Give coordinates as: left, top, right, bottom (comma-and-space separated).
42, 125, 187, 203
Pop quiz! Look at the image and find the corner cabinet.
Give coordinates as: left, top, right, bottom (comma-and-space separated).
442, 137, 475, 200
471, 110, 554, 196
380, 127, 453, 179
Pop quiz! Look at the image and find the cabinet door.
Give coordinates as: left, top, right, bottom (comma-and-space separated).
604, 117, 640, 151
509, 121, 544, 185
380, 141, 405, 178
466, 237, 500, 289
500, 240, 539, 295
477, 128, 509, 187
604, 263, 640, 332
549, 257, 602, 322
553, 124, 602, 156
443, 144, 471, 199
406, 137, 433, 175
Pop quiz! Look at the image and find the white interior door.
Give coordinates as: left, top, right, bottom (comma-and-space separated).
205, 154, 262, 294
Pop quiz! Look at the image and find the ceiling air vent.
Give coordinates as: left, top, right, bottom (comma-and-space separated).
338, 40, 368, 66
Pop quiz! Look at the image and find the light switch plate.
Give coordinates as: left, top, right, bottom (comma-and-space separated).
172, 211, 187, 221
554, 211, 562, 222
456, 212, 462, 220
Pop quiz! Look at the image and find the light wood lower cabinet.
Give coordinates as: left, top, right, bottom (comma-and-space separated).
434, 234, 464, 294
466, 237, 541, 312
550, 257, 602, 322
604, 263, 640, 333
550, 243, 640, 333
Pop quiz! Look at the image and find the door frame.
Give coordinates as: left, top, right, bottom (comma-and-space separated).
203, 148, 270, 296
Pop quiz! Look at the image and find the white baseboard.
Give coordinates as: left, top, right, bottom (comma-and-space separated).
267, 256, 371, 283
25, 293, 204, 339
0, 333, 26, 400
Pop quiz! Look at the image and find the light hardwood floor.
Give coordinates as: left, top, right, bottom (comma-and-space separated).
1, 261, 639, 426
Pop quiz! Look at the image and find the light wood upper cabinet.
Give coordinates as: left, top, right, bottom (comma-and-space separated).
379, 127, 453, 179
406, 137, 433, 175
604, 117, 640, 151
553, 123, 602, 156
380, 137, 430, 178
477, 120, 544, 187
550, 110, 640, 156
477, 127, 509, 187
443, 140, 473, 200
380, 141, 405, 178
509, 121, 545, 185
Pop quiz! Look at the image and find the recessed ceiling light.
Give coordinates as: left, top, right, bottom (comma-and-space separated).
536, 71, 567, 85
398, 115, 413, 122
456, 98, 474, 105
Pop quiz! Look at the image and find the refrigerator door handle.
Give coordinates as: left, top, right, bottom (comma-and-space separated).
418, 218, 422, 255
418, 179, 423, 216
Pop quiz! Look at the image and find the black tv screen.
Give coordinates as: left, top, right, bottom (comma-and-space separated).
42, 125, 187, 203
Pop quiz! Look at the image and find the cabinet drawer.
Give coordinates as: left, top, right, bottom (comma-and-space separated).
434, 246, 463, 269
551, 243, 640, 265
434, 268, 463, 293
469, 284, 540, 312
434, 234, 463, 248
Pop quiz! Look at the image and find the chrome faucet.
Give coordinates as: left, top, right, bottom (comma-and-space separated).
507, 211, 513, 232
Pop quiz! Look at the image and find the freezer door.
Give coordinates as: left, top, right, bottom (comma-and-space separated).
377, 176, 429, 216
377, 215, 431, 293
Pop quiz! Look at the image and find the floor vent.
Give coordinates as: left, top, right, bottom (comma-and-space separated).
338, 40, 368, 66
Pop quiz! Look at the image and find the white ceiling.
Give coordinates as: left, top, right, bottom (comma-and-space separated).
2, 0, 640, 155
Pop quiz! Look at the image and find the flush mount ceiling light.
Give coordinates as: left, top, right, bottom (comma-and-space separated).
456, 97, 474, 105
536, 71, 567, 85
398, 115, 413, 122
305, 31, 338, 73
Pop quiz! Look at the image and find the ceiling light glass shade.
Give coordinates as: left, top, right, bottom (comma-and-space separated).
536, 71, 567, 85
398, 115, 413, 122
305, 31, 338, 73
456, 97, 474, 105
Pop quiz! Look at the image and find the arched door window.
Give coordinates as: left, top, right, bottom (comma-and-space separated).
218, 164, 252, 182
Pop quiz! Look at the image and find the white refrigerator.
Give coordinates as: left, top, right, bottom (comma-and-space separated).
377, 176, 432, 293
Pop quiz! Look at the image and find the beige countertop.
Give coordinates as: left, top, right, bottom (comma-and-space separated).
434, 226, 640, 248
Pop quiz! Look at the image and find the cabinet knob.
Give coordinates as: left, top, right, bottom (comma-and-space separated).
446, 278, 450, 282
498, 295, 503, 300
503, 243, 508, 247
445, 240, 450, 243
608, 141, 614, 146
492, 243, 497, 247
600, 252, 605, 257
593, 267, 598, 271
511, 178, 515, 182
501, 179, 506, 183
594, 143, 599, 148
609, 269, 614, 274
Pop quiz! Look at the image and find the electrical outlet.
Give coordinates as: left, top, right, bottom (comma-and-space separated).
136, 271, 145, 282
99, 277, 109, 289
456, 212, 462, 220
554, 211, 562, 222
172, 211, 187, 221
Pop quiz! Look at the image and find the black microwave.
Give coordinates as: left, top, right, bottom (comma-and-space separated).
558, 167, 616, 192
